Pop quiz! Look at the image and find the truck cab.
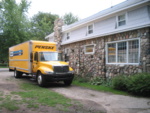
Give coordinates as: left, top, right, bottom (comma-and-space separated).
32, 51, 74, 86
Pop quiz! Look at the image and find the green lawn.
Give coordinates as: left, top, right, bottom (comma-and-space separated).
73, 80, 129, 95
0, 82, 83, 112
12, 83, 73, 109
0, 63, 8, 68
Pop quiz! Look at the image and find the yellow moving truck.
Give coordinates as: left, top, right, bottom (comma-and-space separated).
9, 40, 74, 86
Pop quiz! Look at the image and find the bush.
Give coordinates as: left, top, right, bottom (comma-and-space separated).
90, 77, 112, 87
74, 75, 90, 83
0, 63, 8, 67
90, 77, 105, 85
126, 73, 150, 96
112, 75, 128, 91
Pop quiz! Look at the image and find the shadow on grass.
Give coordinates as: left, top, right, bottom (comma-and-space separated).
18, 75, 72, 88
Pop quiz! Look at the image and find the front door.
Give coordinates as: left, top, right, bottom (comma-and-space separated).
32, 52, 39, 73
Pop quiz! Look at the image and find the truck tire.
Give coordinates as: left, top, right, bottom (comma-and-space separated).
37, 72, 46, 87
14, 69, 22, 78
64, 80, 72, 86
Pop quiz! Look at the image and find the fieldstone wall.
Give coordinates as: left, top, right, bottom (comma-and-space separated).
61, 27, 150, 78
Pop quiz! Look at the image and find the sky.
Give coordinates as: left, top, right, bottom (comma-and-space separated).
16, 0, 126, 19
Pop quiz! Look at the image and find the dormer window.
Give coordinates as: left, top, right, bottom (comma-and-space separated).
66, 32, 70, 40
87, 24, 93, 34
117, 14, 126, 27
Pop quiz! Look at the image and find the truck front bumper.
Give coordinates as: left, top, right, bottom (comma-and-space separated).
42, 73, 74, 82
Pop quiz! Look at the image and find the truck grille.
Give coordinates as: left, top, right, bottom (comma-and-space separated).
53, 66, 69, 73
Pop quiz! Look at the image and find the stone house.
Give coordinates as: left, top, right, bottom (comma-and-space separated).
45, 0, 150, 78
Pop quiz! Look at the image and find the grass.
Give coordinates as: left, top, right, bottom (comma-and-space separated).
0, 95, 19, 111
0, 81, 83, 112
0, 63, 8, 68
73, 80, 129, 95
12, 83, 74, 111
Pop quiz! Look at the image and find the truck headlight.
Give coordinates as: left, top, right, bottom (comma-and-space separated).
45, 71, 54, 74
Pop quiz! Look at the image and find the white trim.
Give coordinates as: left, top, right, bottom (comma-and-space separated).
116, 12, 127, 28
66, 32, 71, 40
116, 43, 118, 63
106, 38, 140, 44
106, 44, 108, 64
126, 41, 129, 63
106, 38, 140, 65
65, 48, 70, 54
87, 24, 94, 35
84, 44, 96, 54
138, 38, 141, 64
9, 66, 29, 71
17, 67, 29, 71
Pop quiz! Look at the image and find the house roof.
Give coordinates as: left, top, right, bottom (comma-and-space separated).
45, 32, 54, 39
45, 0, 150, 42
62, 0, 150, 32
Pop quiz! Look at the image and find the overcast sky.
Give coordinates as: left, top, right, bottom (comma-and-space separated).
16, 0, 126, 19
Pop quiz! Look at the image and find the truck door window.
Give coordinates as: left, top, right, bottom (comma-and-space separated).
34, 52, 38, 61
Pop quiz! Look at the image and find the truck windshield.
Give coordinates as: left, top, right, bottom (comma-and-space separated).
40, 52, 62, 61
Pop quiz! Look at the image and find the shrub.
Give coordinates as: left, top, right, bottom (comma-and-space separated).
90, 77, 105, 85
112, 75, 128, 91
74, 75, 91, 83
90, 77, 112, 87
126, 73, 150, 96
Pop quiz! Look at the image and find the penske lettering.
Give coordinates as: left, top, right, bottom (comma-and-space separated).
35, 45, 54, 49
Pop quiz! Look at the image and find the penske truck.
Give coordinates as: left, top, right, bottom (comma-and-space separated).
9, 40, 74, 87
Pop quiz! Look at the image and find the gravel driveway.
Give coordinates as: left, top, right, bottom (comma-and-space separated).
0, 68, 150, 113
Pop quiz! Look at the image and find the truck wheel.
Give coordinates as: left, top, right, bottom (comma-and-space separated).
64, 80, 72, 86
14, 70, 22, 78
37, 72, 46, 87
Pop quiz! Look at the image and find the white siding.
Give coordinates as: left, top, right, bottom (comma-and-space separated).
94, 17, 116, 35
49, 38, 54, 42
128, 6, 149, 27
62, 26, 86, 42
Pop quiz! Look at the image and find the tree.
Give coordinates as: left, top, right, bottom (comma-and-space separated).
0, 0, 30, 62
62, 12, 79, 25
30, 12, 58, 40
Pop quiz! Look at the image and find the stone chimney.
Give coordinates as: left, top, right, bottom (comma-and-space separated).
53, 18, 63, 51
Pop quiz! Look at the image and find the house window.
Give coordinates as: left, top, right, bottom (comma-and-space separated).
85, 44, 95, 54
117, 14, 126, 27
66, 33, 70, 40
87, 24, 93, 34
64, 48, 70, 61
106, 39, 140, 64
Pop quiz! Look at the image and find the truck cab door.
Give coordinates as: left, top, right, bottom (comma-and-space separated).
32, 52, 39, 73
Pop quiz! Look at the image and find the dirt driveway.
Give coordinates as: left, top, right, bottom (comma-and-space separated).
0, 68, 150, 113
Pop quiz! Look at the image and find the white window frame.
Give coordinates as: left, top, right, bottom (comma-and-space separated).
106, 38, 140, 65
65, 48, 70, 54
66, 32, 70, 40
84, 44, 96, 54
116, 13, 127, 27
87, 24, 94, 35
